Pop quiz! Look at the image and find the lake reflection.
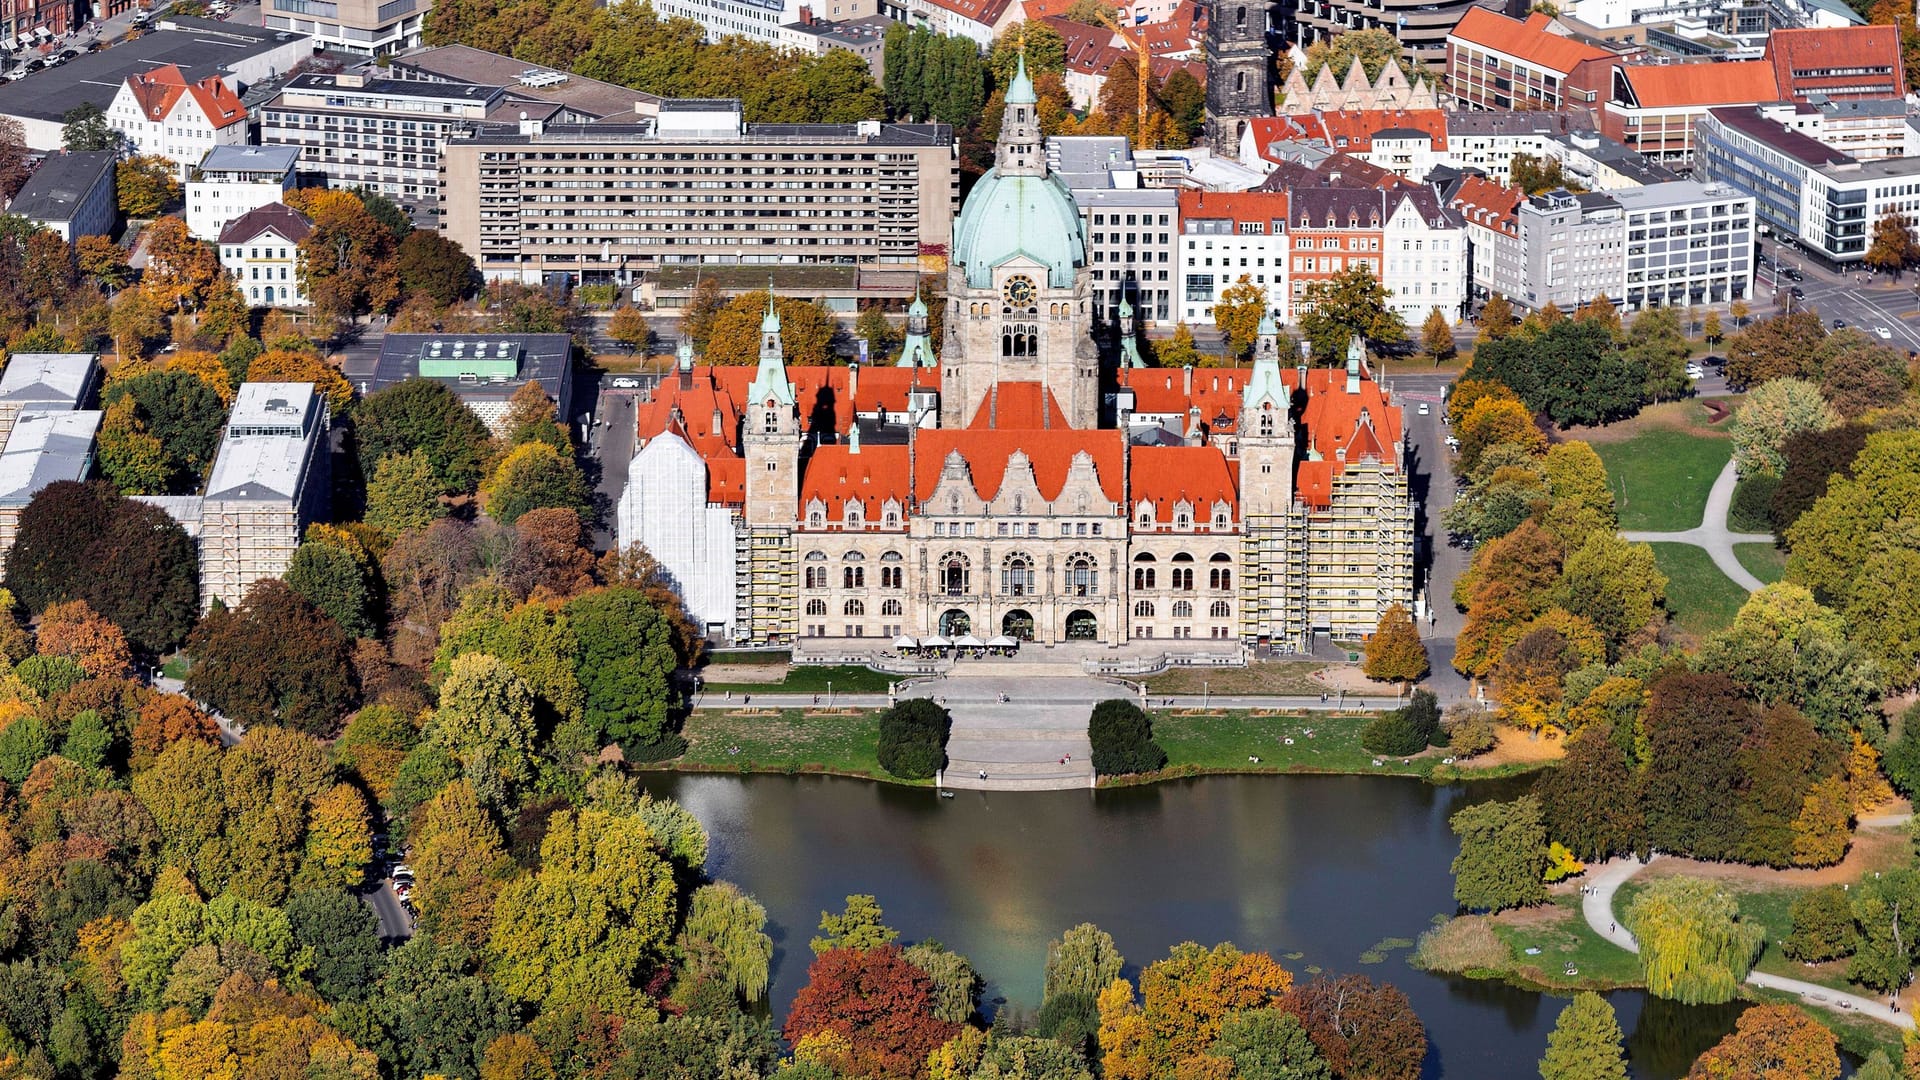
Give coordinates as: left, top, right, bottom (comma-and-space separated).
646, 772, 1747, 1078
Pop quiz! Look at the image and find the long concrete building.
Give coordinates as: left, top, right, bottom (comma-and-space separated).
438, 99, 958, 289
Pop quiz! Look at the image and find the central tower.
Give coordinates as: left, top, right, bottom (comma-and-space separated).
944, 55, 1099, 429
1204, 0, 1274, 160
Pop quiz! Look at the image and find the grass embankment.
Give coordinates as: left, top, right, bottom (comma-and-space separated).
699, 664, 895, 695
1142, 662, 1329, 697
1734, 543, 1788, 585
1649, 543, 1750, 638
658, 707, 909, 782
1414, 895, 1644, 991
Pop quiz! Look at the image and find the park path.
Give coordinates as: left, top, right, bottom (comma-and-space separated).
1621, 458, 1773, 592
1583, 857, 1915, 1030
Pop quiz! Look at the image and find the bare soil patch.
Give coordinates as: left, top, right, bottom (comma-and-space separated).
1636, 826, 1909, 888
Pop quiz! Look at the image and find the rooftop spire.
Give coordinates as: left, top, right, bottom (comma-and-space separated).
1008, 49, 1036, 106
760, 281, 780, 333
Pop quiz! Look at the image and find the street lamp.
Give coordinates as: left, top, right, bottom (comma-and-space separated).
827, 680, 833, 709
1203, 680, 1209, 711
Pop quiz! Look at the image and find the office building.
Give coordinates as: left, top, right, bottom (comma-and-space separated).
192, 382, 332, 609
186, 145, 300, 240
261, 0, 425, 55
369, 334, 575, 432
1613, 181, 1755, 308
1176, 190, 1290, 325
1051, 136, 1178, 325
6, 151, 117, 241
438, 100, 957, 287
1516, 189, 1627, 311
261, 72, 505, 206
0, 354, 101, 560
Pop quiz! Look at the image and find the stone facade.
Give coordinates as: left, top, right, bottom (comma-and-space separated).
1279, 58, 1438, 115
1204, 0, 1275, 159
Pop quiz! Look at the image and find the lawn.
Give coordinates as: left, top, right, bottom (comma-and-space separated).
1487, 894, 1646, 990
1596, 428, 1733, 532
699, 664, 895, 695
663, 707, 895, 779
1650, 543, 1748, 638
1146, 709, 1434, 778
1734, 543, 1787, 585
1144, 661, 1332, 696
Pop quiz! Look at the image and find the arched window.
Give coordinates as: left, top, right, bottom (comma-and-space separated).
1170, 554, 1195, 591
844, 565, 864, 588
844, 599, 865, 616
1174, 508, 1192, 530
804, 551, 828, 589
941, 552, 970, 595
807, 507, 824, 527
1134, 600, 1155, 618
1210, 600, 1231, 618
1235, 71, 1246, 93
1173, 601, 1192, 619
806, 599, 827, 616
1136, 502, 1155, 528
1067, 553, 1098, 596
1235, 4, 1246, 28
1002, 554, 1034, 596
881, 599, 903, 616
880, 551, 904, 589
1132, 553, 1156, 591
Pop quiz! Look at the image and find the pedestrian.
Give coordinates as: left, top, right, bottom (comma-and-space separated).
1610, 922, 1616, 934
978, 770, 986, 780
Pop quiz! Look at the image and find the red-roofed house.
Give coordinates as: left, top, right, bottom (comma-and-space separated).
1175, 189, 1290, 325
1446, 9, 1617, 111
1601, 60, 1781, 162
108, 65, 249, 177
1764, 26, 1906, 102
904, 0, 1026, 45
616, 100, 1412, 651
1447, 175, 1524, 303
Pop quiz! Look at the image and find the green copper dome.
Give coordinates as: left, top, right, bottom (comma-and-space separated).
951, 168, 1086, 290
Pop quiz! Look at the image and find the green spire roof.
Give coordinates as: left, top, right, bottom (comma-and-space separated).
1008, 51, 1035, 105
760, 290, 781, 334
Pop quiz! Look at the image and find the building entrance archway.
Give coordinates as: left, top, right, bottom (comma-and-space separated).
1065, 609, 1098, 641
1001, 609, 1034, 641
939, 609, 971, 636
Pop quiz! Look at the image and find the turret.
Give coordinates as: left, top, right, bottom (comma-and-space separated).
1118, 296, 1144, 369
897, 294, 938, 367
1237, 311, 1295, 518
996, 52, 1045, 177
744, 291, 799, 525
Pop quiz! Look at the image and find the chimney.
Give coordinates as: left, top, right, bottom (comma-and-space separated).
847, 362, 859, 405
712, 409, 723, 437
1182, 365, 1193, 396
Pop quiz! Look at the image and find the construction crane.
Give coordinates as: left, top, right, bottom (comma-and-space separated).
1094, 6, 1154, 145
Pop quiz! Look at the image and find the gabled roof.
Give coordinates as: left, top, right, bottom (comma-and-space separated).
1447, 9, 1613, 76
1313, 109, 1449, 153
917, 0, 1020, 26
1448, 175, 1524, 237
1130, 446, 1238, 520
800, 444, 911, 521
124, 64, 247, 128
217, 202, 312, 245
1175, 189, 1288, 227
914, 429, 1126, 503
1763, 25, 1905, 99
1616, 60, 1779, 109
970, 381, 1072, 429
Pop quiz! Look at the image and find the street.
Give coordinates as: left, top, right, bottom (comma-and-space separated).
590, 389, 637, 550
1380, 372, 1474, 706
1757, 236, 1920, 353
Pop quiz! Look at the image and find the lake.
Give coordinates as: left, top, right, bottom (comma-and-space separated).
643, 772, 1750, 1078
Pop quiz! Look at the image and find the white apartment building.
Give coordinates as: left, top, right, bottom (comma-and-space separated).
1517, 189, 1628, 311
185, 145, 300, 241
1446, 175, 1526, 304
218, 204, 313, 309
1382, 188, 1468, 324
1613, 181, 1755, 309
1175, 190, 1290, 325
107, 65, 249, 176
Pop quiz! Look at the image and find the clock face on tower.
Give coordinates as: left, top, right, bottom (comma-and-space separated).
1002, 275, 1036, 306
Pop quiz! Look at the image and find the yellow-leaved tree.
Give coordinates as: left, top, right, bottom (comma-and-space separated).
303, 782, 373, 886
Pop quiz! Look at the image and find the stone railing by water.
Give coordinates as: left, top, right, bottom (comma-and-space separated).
1084, 647, 1247, 676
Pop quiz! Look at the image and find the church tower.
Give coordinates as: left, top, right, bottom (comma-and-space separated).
743, 295, 800, 527
1204, 0, 1274, 160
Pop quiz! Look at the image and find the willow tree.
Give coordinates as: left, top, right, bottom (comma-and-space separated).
1624, 877, 1763, 1004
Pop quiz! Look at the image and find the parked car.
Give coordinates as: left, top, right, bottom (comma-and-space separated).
1833, 319, 1846, 329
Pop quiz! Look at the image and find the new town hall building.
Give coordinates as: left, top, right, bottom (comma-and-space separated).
617, 61, 1414, 653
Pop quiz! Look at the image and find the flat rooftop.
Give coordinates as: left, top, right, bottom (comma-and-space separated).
459, 119, 955, 147
6, 151, 116, 223
370, 333, 574, 409
0, 18, 304, 123
1707, 106, 1855, 167
0, 411, 102, 505
197, 144, 301, 176
279, 71, 501, 103
0, 353, 98, 410
204, 381, 323, 501
386, 43, 661, 121
1610, 179, 1753, 209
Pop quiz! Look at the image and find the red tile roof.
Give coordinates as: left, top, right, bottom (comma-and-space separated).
800, 444, 912, 521
970, 381, 1072, 429
1764, 25, 1906, 100
1618, 60, 1779, 109
1448, 8, 1612, 76
1175, 188, 1289, 226
1447, 175, 1523, 238
1042, 16, 1120, 76
125, 64, 247, 129
1131, 445, 1238, 520
914, 429, 1127, 503
918, 0, 1020, 26
1312, 109, 1450, 153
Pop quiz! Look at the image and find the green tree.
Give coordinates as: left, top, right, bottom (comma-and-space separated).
1450, 795, 1550, 912
1782, 885, 1855, 963
1729, 377, 1838, 478
1088, 698, 1166, 775
1537, 992, 1625, 1080
1553, 533, 1665, 658
679, 881, 774, 1002
286, 887, 385, 1002
487, 806, 678, 1013
1361, 689, 1440, 756
283, 526, 378, 638
1539, 441, 1618, 549
1212, 1009, 1331, 1080
1300, 27, 1405, 81
394, 229, 478, 306
1621, 306, 1690, 401
878, 698, 952, 780
1471, 319, 1647, 427
1624, 876, 1763, 1004
1213, 275, 1268, 359
903, 940, 980, 1024
353, 378, 494, 495
1786, 428, 1920, 601
1043, 923, 1124, 1002
1298, 265, 1405, 361
61, 104, 118, 153
1847, 867, 1920, 991
564, 585, 683, 749
810, 894, 899, 955
1696, 583, 1884, 743
425, 652, 539, 806
100, 370, 225, 494
364, 448, 446, 536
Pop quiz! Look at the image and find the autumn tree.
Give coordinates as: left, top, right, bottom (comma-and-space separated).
1625, 876, 1763, 1005
141, 216, 225, 316
1729, 377, 1838, 478
1299, 265, 1405, 361
1456, 396, 1544, 477
1477, 294, 1517, 342
1539, 720, 1643, 863
683, 276, 728, 353
608, 305, 650, 353
246, 350, 355, 418
1288, 974, 1427, 1080
1723, 309, 1826, 388
1450, 795, 1549, 912
483, 442, 591, 526
1363, 603, 1427, 687
101, 370, 224, 494
1420, 308, 1454, 364
1864, 208, 1920, 277
0, 118, 29, 203
426, 652, 538, 805
77, 235, 132, 294
35, 599, 132, 679
1213, 275, 1269, 360
364, 448, 447, 536
117, 156, 180, 219
1687, 1004, 1837, 1080
185, 579, 359, 736
1098, 941, 1294, 1079
703, 289, 840, 365
1539, 992, 1627, 1080
287, 188, 400, 319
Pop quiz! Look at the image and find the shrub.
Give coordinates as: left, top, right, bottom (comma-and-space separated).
1411, 916, 1509, 974
1783, 886, 1856, 963
1361, 690, 1440, 755
1443, 706, 1500, 759
1088, 699, 1166, 776
877, 699, 950, 780
1728, 474, 1778, 534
